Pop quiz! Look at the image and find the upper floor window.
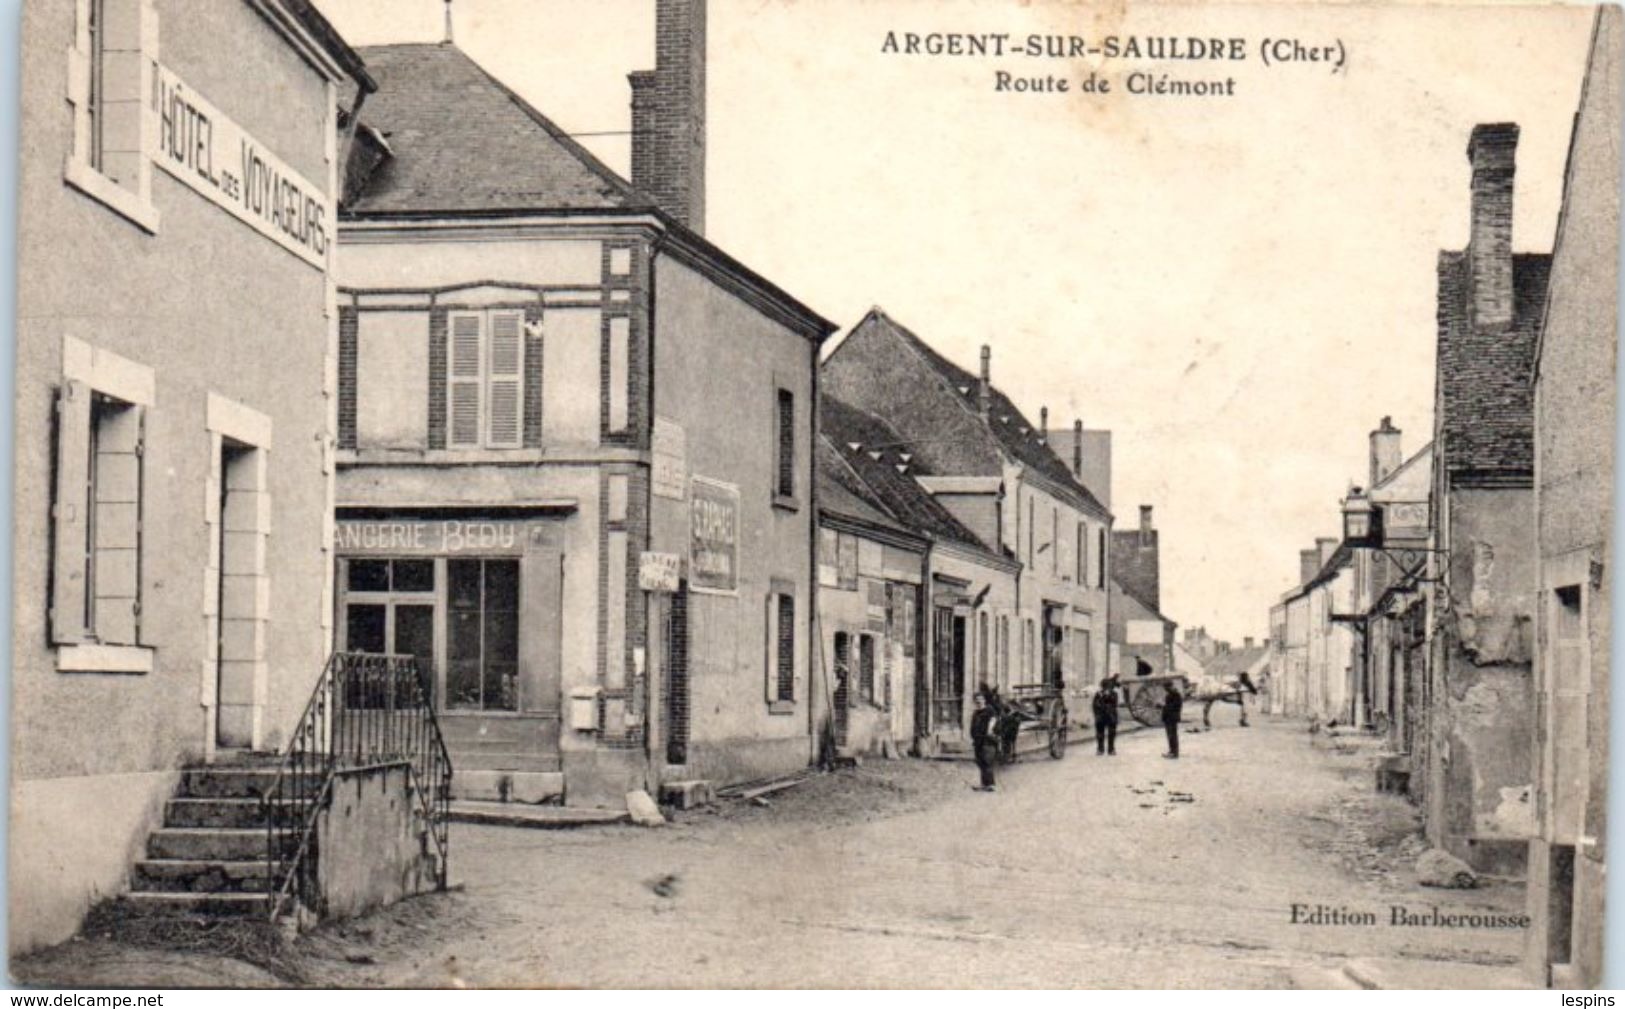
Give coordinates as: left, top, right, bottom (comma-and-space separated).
1076, 521, 1087, 583
774, 388, 796, 503
447, 309, 525, 449
67, 0, 157, 230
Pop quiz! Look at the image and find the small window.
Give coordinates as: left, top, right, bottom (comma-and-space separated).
1077, 522, 1087, 583
774, 388, 795, 501
766, 587, 796, 705
858, 634, 875, 704
1098, 528, 1107, 588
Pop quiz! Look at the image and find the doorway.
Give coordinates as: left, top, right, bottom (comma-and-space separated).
341, 558, 438, 702
932, 607, 966, 731
213, 439, 264, 749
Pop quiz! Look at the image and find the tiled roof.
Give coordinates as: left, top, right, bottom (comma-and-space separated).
819, 395, 988, 552
1436, 251, 1551, 476
346, 43, 653, 215
858, 310, 1112, 522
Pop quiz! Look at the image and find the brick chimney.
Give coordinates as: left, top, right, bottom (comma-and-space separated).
1244, 636, 1255, 649
1139, 505, 1154, 547
1039, 406, 1048, 444
1369, 416, 1403, 489
1300, 548, 1321, 585
1072, 419, 1084, 476
630, 0, 707, 232
978, 346, 991, 421
1467, 123, 1519, 331
1317, 536, 1339, 567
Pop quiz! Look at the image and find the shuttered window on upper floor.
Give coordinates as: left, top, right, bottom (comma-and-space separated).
446, 309, 525, 450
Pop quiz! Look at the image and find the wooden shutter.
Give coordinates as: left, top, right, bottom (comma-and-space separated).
51, 380, 92, 643
777, 593, 796, 701
447, 311, 483, 448
487, 310, 524, 448
775, 389, 794, 497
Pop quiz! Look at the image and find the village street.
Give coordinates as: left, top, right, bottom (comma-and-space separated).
284, 717, 1528, 989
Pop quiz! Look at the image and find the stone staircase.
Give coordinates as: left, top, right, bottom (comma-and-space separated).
123, 763, 309, 918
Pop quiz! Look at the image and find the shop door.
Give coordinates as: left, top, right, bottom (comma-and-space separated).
341, 559, 438, 700
932, 608, 965, 731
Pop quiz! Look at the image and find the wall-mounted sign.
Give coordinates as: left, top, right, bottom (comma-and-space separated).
1125, 619, 1166, 645
638, 552, 682, 593
334, 519, 527, 556
652, 416, 687, 500
149, 62, 331, 270
689, 477, 739, 594
1383, 501, 1429, 540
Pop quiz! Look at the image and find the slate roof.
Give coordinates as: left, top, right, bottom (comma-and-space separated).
818, 395, 990, 553
346, 43, 654, 215
856, 310, 1113, 522
1435, 251, 1551, 477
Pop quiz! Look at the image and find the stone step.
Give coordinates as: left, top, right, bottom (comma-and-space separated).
132, 859, 278, 894
180, 768, 320, 799
121, 891, 272, 917
164, 797, 311, 829
147, 827, 293, 862
446, 750, 561, 772
438, 716, 559, 748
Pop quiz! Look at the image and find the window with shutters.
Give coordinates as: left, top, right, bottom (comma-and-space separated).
52, 338, 154, 672
446, 309, 526, 449
773, 387, 796, 507
765, 582, 796, 710
65, 0, 157, 231
858, 633, 875, 704
1098, 528, 1107, 588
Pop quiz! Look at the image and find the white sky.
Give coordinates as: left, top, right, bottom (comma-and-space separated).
318, 0, 1596, 643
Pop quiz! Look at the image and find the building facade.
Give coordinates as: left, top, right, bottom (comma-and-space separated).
1423, 123, 1549, 875
1525, 8, 1620, 987
11, 0, 369, 952
334, 16, 832, 808
815, 395, 1019, 756
823, 309, 1113, 737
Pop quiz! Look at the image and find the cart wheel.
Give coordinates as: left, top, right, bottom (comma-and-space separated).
1128, 684, 1160, 727
1048, 723, 1068, 759
1048, 703, 1068, 759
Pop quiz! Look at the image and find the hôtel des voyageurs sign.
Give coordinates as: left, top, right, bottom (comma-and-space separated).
149, 62, 331, 269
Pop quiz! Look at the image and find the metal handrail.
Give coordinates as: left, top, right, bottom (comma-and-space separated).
263, 652, 452, 921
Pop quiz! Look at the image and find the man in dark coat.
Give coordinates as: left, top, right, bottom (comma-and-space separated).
1162, 682, 1184, 759
969, 691, 999, 791
1091, 677, 1119, 756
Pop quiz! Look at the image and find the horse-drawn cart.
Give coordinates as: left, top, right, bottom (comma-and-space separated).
996, 683, 1070, 760
1122, 671, 1257, 728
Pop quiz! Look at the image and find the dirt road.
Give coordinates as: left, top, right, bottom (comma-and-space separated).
287, 717, 1528, 988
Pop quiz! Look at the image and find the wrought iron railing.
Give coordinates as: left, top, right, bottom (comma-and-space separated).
264, 652, 452, 921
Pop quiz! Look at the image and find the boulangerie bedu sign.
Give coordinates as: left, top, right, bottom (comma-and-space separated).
148, 62, 331, 269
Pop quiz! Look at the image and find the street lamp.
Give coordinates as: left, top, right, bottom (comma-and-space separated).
1341, 488, 1383, 548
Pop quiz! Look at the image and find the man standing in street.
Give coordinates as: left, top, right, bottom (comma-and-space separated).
1162, 682, 1184, 759
1092, 677, 1119, 756
970, 690, 999, 791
